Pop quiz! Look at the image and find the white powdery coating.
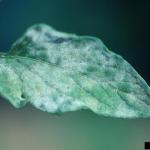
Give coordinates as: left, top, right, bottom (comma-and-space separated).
0, 24, 149, 118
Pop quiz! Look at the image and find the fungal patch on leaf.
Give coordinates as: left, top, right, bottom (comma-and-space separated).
0, 24, 150, 118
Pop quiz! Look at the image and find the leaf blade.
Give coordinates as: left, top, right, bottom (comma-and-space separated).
0, 24, 150, 118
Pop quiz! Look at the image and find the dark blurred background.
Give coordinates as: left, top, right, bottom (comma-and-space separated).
0, 0, 150, 83
0, 1, 150, 150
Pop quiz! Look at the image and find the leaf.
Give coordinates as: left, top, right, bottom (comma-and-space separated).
0, 24, 150, 118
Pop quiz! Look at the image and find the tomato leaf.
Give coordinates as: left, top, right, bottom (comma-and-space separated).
0, 24, 150, 118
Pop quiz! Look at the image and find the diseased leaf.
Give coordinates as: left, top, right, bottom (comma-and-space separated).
0, 24, 150, 118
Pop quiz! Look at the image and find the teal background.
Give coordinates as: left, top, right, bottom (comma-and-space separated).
0, 0, 150, 150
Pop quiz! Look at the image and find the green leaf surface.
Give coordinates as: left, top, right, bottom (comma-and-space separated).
0, 24, 150, 118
